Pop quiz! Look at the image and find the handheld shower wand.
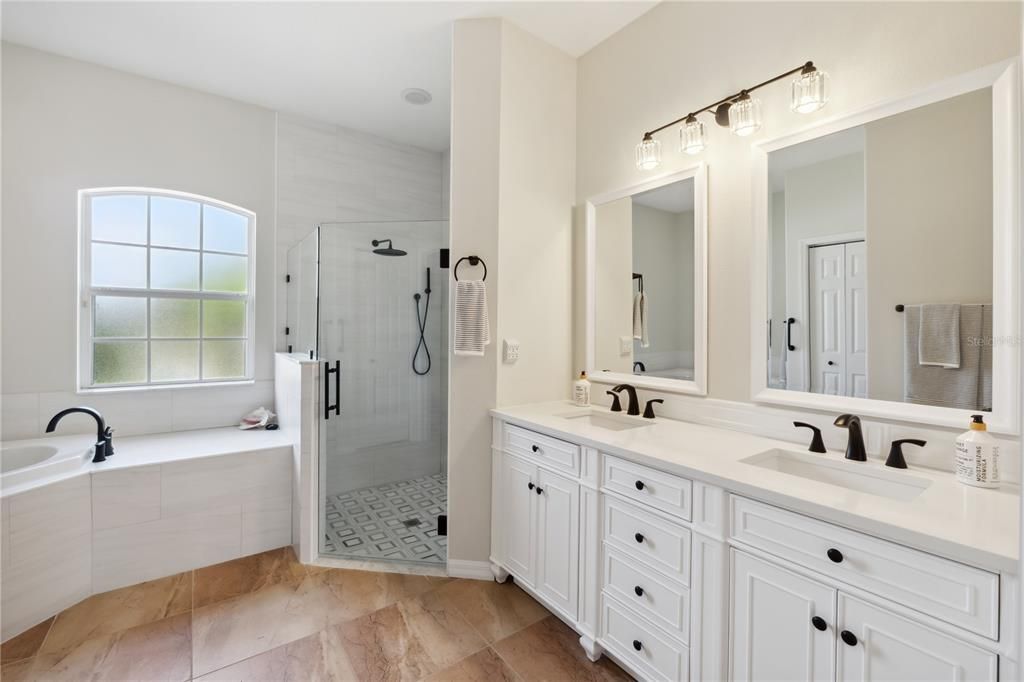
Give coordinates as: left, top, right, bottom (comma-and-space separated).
413, 267, 432, 375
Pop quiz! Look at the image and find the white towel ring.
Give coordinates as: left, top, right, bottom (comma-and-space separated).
454, 256, 487, 281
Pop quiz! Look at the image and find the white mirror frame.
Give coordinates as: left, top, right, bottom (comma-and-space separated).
585, 162, 708, 396
750, 59, 1021, 434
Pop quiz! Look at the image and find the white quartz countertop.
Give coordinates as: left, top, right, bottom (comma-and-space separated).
491, 401, 1020, 573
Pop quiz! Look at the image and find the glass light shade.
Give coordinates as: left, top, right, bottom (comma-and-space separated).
792, 69, 829, 113
635, 137, 661, 170
729, 96, 762, 137
680, 118, 706, 155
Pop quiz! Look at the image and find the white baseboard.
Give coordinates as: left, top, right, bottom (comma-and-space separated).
447, 559, 493, 581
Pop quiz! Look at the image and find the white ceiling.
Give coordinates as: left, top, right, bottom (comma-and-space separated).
633, 177, 695, 213
768, 126, 865, 192
1, 1, 656, 152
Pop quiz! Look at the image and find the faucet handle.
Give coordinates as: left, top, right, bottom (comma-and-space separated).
793, 422, 826, 453
643, 399, 664, 419
885, 438, 926, 469
103, 426, 115, 456
607, 391, 623, 413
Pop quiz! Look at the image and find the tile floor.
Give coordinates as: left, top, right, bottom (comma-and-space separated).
0, 546, 631, 681
323, 473, 447, 564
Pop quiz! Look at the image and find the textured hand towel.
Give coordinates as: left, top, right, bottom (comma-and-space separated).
632, 291, 650, 348
904, 304, 991, 410
918, 304, 961, 368
454, 280, 490, 356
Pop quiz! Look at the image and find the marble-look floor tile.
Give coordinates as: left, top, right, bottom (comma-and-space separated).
422, 646, 521, 682
0, 656, 37, 682
191, 573, 348, 676
433, 578, 550, 643
40, 572, 191, 658
193, 625, 359, 681
29, 612, 191, 682
493, 616, 632, 682
0, 616, 53, 663
334, 589, 487, 682
193, 546, 308, 609
319, 567, 436, 620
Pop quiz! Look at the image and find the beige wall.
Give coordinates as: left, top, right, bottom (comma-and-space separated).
575, 1, 1021, 406
594, 198, 634, 372
866, 88, 993, 402
448, 19, 576, 564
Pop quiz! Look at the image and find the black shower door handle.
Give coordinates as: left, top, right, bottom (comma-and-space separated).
324, 360, 340, 419
786, 317, 796, 351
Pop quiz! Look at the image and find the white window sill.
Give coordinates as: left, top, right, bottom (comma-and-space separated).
77, 379, 256, 395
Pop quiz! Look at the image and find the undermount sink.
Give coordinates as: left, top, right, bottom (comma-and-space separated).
558, 411, 651, 431
741, 449, 932, 501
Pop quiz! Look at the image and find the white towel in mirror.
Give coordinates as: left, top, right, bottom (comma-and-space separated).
632, 291, 649, 348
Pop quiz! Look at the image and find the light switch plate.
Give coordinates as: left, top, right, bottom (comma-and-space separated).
503, 339, 520, 364
620, 336, 633, 356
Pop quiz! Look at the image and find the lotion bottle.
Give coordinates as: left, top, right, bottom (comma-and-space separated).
573, 371, 591, 407
955, 414, 1000, 488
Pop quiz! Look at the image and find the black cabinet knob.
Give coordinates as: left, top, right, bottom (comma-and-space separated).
841, 630, 858, 646
528, 482, 535, 490
634, 532, 645, 543
811, 616, 827, 631
827, 548, 844, 563
632, 639, 643, 651
635, 480, 645, 490
535, 487, 543, 495
827, 360, 836, 366
634, 585, 644, 597
531, 445, 539, 452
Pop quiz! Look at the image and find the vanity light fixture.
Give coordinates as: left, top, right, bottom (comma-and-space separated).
634, 61, 829, 170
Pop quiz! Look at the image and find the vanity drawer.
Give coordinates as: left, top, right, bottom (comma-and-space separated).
604, 546, 690, 641
603, 495, 690, 583
603, 454, 692, 521
600, 593, 689, 682
503, 424, 580, 475
730, 495, 999, 639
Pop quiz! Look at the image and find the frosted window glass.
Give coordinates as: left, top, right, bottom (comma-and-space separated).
92, 195, 147, 244
94, 296, 146, 338
203, 340, 245, 379
94, 341, 146, 385
151, 298, 199, 338
92, 243, 147, 288
151, 249, 199, 290
151, 197, 200, 249
203, 300, 245, 337
151, 340, 199, 382
203, 254, 248, 293
203, 205, 248, 254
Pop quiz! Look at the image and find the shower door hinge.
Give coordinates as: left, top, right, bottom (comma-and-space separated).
285, 326, 290, 335
437, 514, 447, 536
287, 345, 293, 353
285, 274, 291, 283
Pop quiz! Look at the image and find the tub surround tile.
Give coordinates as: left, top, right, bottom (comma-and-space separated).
0, 616, 53, 663
193, 546, 308, 609
422, 646, 521, 682
241, 492, 292, 556
92, 465, 161, 530
0, 392, 38, 441
192, 624, 360, 681
434, 578, 550, 643
493, 616, 632, 682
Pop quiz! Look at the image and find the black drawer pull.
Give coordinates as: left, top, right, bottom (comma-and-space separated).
634, 585, 644, 597
827, 548, 844, 563
841, 630, 858, 646
811, 616, 827, 631
634, 532, 645, 543
632, 639, 643, 652
527, 482, 535, 490
635, 480, 645, 491
531, 445, 539, 453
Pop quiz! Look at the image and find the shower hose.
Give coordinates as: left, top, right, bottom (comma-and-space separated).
413, 267, 431, 376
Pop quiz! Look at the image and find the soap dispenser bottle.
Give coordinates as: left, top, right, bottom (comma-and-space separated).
955, 414, 1000, 488
573, 371, 591, 407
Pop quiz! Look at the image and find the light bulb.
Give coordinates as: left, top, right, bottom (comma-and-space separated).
635, 136, 661, 171
792, 66, 829, 114
729, 94, 762, 137
679, 116, 706, 155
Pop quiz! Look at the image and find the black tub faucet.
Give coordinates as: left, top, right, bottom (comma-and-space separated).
46, 407, 111, 463
611, 384, 640, 416
833, 414, 866, 461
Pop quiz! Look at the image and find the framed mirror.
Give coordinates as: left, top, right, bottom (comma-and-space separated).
751, 60, 1020, 432
585, 163, 708, 395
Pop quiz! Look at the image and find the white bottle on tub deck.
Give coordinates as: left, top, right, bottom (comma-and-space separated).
955, 414, 1000, 488
573, 371, 591, 407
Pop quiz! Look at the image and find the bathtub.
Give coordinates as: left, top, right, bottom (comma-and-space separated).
1, 440, 91, 493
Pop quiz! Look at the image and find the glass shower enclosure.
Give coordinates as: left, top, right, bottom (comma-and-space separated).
287, 221, 449, 566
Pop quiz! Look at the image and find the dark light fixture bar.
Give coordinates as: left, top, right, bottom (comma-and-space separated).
636, 61, 829, 170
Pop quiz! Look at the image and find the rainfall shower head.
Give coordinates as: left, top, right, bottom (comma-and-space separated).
371, 239, 407, 256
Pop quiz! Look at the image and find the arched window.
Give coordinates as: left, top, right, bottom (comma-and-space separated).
79, 188, 255, 389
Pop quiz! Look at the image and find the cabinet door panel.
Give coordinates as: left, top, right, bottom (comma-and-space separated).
501, 454, 536, 585
536, 468, 579, 617
837, 595, 996, 682
731, 550, 835, 682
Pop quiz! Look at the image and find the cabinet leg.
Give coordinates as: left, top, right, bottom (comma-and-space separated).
491, 562, 510, 584
579, 635, 603, 663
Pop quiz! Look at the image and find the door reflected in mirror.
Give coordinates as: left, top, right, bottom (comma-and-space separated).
767, 87, 993, 412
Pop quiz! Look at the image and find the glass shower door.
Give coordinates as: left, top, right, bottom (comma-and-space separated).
317, 221, 449, 565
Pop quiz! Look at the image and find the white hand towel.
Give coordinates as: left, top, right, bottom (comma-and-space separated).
919, 303, 961, 368
632, 292, 643, 340
454, 280, 490, 356
638, 291, 650, 348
